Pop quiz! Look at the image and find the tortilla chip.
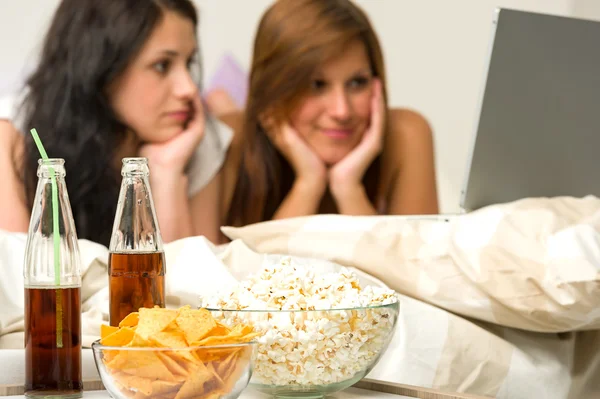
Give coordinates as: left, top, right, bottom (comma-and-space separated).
150, 380, 183, 396
110, 371, 136, 390
176, 308, 216, 344
194, 346, 241, 363
150, 331, 188, 348
101, 327, 135, 347
217, 351, 238, 378
202, 377, 224, 397
101, 325, 119, 339
100, 306, 256, 398
206, 362, 224, 387
119, 312, 140, 328
173, 361, 213, 399
122, 375, 153, 397
194, 332, 259, 347
151, 333, 198, 364
156, 352, 189, 379
222, 350, 251, 392
208, 325, 230, 337
107, 351, 175, 382
229, 324, 255, 337
136, 308, 178, 339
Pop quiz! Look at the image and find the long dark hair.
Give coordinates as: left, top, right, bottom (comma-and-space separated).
19, 0, 199, 246
227, 0, 387, 226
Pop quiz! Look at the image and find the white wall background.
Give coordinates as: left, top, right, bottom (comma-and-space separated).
572, 0, 600, 18
1, 0, 599, 212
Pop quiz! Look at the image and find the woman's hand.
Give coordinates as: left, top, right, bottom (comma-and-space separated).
139, 95, 205, 175
265, 120, 327, 195
137, 96, 205, 242
329, 79, 385, 198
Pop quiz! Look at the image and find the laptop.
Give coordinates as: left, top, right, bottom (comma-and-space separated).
460, 8, 600, 212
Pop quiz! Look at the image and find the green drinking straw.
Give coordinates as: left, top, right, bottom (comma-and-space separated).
29, 128, 63, 348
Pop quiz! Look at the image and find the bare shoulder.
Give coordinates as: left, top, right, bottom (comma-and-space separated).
217, 110, 244, 131
0, 120, 29, 232
0, 120, 24, 165
384, 108, 433, 166
381, 108, 439, 214
217, 110, 245, 148
387, 108, 434, 151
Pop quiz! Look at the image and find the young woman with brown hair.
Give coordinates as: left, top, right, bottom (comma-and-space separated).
208, 0, 439, 238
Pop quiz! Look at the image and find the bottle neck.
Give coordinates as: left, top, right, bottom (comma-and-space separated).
109, 157, 163, 252
24, 159, 82, 285
121, 157, 150, 177
37, 159, 66, 179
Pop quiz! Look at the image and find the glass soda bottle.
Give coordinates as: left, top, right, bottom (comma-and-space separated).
108, 158, 166, 326
23, 158, 83, 398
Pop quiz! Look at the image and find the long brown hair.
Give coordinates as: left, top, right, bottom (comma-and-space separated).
228, 0, 388, 226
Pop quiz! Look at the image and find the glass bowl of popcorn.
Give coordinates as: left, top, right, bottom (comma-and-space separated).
202, 257, 400, 398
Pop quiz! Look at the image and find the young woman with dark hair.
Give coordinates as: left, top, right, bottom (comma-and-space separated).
0, 0, 229, 245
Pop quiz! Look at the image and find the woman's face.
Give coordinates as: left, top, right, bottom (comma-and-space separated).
289, 40, 375, 165
109, 11, 199, 144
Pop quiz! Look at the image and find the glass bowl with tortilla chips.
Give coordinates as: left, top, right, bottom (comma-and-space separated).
92, 306, 259, 399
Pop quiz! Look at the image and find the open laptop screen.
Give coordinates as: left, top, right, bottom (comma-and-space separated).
461, 8, 600, 211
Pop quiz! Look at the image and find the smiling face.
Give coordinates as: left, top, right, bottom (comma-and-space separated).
288, 40, 374, 165
108, 11, 200, 144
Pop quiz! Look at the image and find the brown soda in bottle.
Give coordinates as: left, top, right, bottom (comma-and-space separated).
108, 252, 165, 326
23, 159, 83, 398
109, 158, 166, 326
25, 287, 82, 396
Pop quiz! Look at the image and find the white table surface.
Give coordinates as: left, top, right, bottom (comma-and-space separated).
0, 388, 413, 399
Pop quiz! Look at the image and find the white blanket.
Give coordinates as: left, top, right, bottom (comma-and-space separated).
223, 196, 600, 333
1, 196, 600, 398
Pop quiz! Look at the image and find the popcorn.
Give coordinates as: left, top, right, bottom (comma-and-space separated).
200, 257, 399, 386
201, 257, 396, 311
